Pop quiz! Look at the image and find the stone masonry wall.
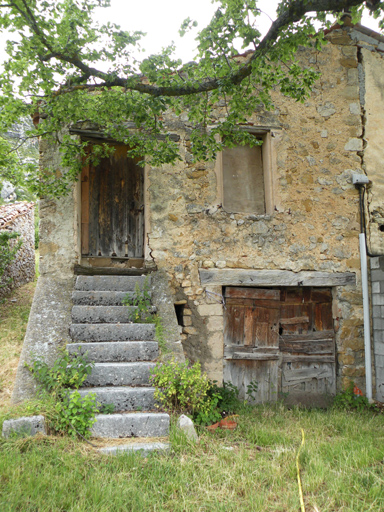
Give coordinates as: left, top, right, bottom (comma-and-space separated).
0, 202, 35, 297
146, 29, 369, 390
38, 137, 80, 279
371, 257, 384, 401
33, 24, 384, 396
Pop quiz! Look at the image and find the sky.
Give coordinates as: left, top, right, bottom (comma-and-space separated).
0, 1, 382, 69
92, 0, 382, 62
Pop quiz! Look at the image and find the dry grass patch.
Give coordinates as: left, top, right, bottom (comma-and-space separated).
0, 279, 36, 406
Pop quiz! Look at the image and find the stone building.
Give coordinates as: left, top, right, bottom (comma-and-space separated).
13, 18, 384, 405
0, 201, 35, 297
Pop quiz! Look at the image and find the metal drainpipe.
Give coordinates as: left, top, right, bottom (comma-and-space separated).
358, 231, 373, 401
355, 180, 381, 402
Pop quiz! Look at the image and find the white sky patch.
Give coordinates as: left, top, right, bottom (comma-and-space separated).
0, 1, 381, 74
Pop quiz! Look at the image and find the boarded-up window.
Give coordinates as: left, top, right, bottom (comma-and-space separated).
222, 143, 265, 214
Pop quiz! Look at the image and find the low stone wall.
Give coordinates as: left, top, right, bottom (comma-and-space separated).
0, 202, 35, 297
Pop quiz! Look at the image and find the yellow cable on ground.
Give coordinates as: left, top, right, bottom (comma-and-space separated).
296, 428, 306, 512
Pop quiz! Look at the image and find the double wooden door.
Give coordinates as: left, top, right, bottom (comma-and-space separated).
224, 287, 336, 404
81, 144, 144, 259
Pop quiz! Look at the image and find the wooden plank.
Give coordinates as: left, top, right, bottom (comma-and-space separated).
200, 269, 356, 287
227, 352, 279, 361
224, 345, 279, 354
279, 331, 334, 342
225, 287, 280, 300
223, 359, 278, 403
282, 366, 334, 383
279, 340, 334, 354
311, 288, 332, 303
281, 355, 335, 363
314, 302, 334, 331
225, 298, 280, 309
280, 316, 309, 325
74, 264, 152, 275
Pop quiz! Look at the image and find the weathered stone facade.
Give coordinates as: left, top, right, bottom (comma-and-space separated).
15, 20, 384, 402
0, 202, 35, 297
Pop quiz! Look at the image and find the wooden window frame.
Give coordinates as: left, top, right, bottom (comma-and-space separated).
215, 129, 275, 215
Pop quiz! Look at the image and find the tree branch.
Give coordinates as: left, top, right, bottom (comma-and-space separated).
44, 0, 369, 99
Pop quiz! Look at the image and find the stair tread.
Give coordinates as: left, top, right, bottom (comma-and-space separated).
97, 442, 170, 455
75, 275, 150, 292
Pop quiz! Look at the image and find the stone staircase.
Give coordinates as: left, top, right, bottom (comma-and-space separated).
68, 275, 170, 453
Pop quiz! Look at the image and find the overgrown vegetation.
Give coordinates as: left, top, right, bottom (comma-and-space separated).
122, 279, 152, 323
26, 351, 99, 439
333, 381, 379, 412
0, 277, 36, 405
150, 359, 257, 426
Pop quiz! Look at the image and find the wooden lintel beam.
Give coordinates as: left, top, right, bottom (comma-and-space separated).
199, 269, 356, 288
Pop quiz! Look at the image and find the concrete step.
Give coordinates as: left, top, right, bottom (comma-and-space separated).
83, 362, 156, 387
67, 341, 159, 362
98, 442, 170, 456
70, 323, 155, 342
72, 291, 136, 306
78, 386, 156, 411
75, 275, 150, 292
71, 305, 156, 324
91, 412, 170, 438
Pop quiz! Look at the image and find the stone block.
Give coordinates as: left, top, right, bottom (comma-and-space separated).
68, 341, 158, 363
344, 138, 363, 151
2, 415, 46, 439
83, 362, 155, 387
372, 295, 384, 306
75, 275, 150, 292
91, 413, 170, 438
70, 323, 155, 342
371, 270, 384, 282
98, 442, 170, 456
197, 304, 223, 316
372, 282, 381, 294
370, 257, 381, 270
177, 414, 198, 442
77, 387, 156, 411
207, 315, 224, 332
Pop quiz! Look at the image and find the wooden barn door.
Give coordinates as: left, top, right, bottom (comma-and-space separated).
81, 144, 144, 259
223, 288, 280, 403
224, 286, 336, 405
279, 287, 336, 406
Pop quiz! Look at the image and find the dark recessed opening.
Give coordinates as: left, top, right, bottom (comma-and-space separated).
279, 326, 283, 335
379, 225, 384, 233
174, 304, 185, 326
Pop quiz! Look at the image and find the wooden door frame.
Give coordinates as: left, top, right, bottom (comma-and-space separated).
79, 140, 147, 269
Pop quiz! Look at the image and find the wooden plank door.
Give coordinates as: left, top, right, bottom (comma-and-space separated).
279, 287, 336, 405
81, 144, 144, 259
224, 287, 280, 403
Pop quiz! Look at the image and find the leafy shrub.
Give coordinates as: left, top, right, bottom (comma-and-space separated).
333, 382, 378, 412
150, 359, 222, 425
54, 391, 99, 438
26, 351, 100, 439
208, 380, 242, 414
26, 350, 93, 393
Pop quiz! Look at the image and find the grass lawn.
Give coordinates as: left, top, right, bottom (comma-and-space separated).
0, 406, 383, 511
0, 265, 384, 511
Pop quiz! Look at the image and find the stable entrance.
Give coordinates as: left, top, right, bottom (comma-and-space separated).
223, 286, 336, 405
81, 144, 144, 265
